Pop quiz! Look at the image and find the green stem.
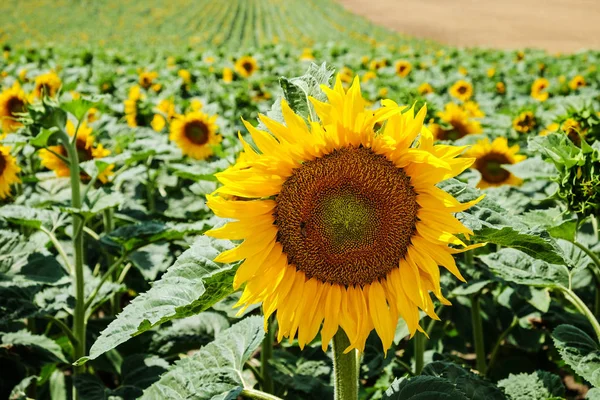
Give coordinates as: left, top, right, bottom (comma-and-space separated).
572, 242, 600, 317
486, 317, 518, 377
332, 329, 359, 400
83, 254, 127, 312
103, 208, 120, 315
260, 318, 274, 394
146, 159, 156, 213
240, 388, 283, 400
44, 315, 78, 349
414, 331, 426, 375
470, 293, 487, 375
562, 287, 600, 342
40, 226, 74, 275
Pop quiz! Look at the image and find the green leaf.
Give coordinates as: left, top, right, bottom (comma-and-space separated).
383, 376, 469, 400
0, 230, 48, 274
279, 62, 335, 120
588, 388, 600, 399
129, 243, 174, 281
141, 316, 264, 400
529, 133, 586, 170
120, 354, 170, 393
29, 127, 59, 148
422, 361, 506, 400
521, 208, 577, 242
479, 248, 569, 289
169, 159, 231, 181
49, 369, 67, 400
503, 157, 557, 180
552, 324, 600, 387
497, 371, 565, 400
61, 188, 124, 220
79, 237, 238, 364
9, 376, 38, 400
61, 98, 100, 121
452, 280, 493, 296
0, 205, 61, 230
1, 330, 68, 365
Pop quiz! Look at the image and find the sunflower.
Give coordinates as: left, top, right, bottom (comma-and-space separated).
512, 111, 536, 133
139, 71, 158, 89
418, 83, 434, 95
431, 103, 482, 141
223, 67, 234, 83
569, 75, 586, 91
487, 68, 496, 78
234, 56, 258, 78
362, 71, 376, 83
0, 83, 28, 133
124, 85, 144, 127
395, 60, 412, 77
169, 111, 221, 160
205, 76, 482, 353
496, 82, 506, 94
151, 99, 176, 132
561, 118, 584, 146
531, 78, 549, 101
466, 137, 526, 188
0, 145, 21, 199
300, 48, 315, 61
449, 80, 473, 102
39, 120, 113, 183
33, 71, 62, 98
178, 69, 192, 85
540, 123, 559, 137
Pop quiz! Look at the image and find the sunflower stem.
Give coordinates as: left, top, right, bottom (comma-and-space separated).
332, 329, 359, 400
561, 287, 600, 342
470, 293, 487, 375
240, 388, 283, 400
260, 317, 274, 394
414, 331, 426, 374
103, 208, 120, 315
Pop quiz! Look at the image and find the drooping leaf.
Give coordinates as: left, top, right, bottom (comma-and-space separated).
0, 205, 61, 230
61, 98, 100, 121
422, 361, 506, 400
49, 369, 67, 400
552, 324, 600, 387
0, 330, 68, 366
383, 376, 469, 400
497, 371, 565, 400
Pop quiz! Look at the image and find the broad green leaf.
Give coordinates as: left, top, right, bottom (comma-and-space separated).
0, 205, 61, 229
61, 188, 124, 220
452, 280, 493, 296
0, 282, 40, 324
0, 230, 48, 274
383, 376, 469, 400
422, 361, 505, 400
79, 237, 237, 364
29, 127, 59, 148
61, 98, 100, 121
588, 388, 600, 399
141, 316, 264, 400
169, 159, 231, 181
497, 371, 565, 400
529, 134, 586, 170
129, 243, 174, 281
503, 156, 557, 180
521, 208, 577, 242
279, 62, 334, 120
1, 330, 68, 365
120, 354, 170, 394
552, 324, 600, 387
49, 369, 67, 400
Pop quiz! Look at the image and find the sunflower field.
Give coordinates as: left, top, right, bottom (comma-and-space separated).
1, 1, 600, 400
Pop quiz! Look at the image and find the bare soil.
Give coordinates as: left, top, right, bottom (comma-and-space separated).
338, 0, 600, 52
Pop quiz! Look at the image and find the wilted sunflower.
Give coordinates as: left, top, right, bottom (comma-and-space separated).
169, 111, 221, 160
449, 80, 473, 102
430, 103, 482, 141
531, 78, 550, 101
139, 71, 158, 89
234, 56, 258, 78
33, 71, 62, 98
0, 145, 21, 199
0, 83, 28, 133
205, 76, 482, 353
395, 60, 412, 77
466, 137, 526, 188
512, 111, 536, 133
569, 75, 586, 91
39, 120, 113, 183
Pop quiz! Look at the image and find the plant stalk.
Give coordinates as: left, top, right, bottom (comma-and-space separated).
260, 318, 274, 394
332, 329, 359, 400
470, 293, 487, 375
414, 331, 426, 375
562, 287, 600, 342
240, 388, 283, 400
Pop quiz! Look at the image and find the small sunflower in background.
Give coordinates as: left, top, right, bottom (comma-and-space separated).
394, 60, 411, 77
466, 137, 526, 188
32, 71, 62, 98
362, 71, 376, 83
300, 48, 314, 61
369, 59, 386, 71
222, 67, 234, 83
39, 121, 113, 183
430, 102, 482, 140
169, 111, 221, 160
139, 71, 158, 89
513, 111, 536, 133
151, 98, 176, 132
234, 56, 258, 78
487, 68, 496, 78
0, 83, 28, 133
206, 76, 482, 353
339, 67, 354, 84
449, 80, 473, 101
496, 82, 506, 94
0, 145, 21, 199
531, 78, 550, 101
561, 118, 584, 146
124, 85, 144, 127
540, 123, 559, 137
418, 82, 434, 95
569, 75, 586, 91
178, 69, 192, 86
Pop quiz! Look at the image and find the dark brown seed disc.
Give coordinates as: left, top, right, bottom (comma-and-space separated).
475, 152, 511, 184
274, 146, 419, 286
0, 153, 6, 176
184, 120, 210, 145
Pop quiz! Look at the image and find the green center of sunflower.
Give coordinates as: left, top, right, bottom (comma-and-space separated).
6, 96, 25, 117
275, 146, 419, 286
184, 121, 210, 145
477, 152, 511, 183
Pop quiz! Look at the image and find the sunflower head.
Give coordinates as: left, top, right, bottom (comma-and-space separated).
234, 56, 258, 78
395, 60, 412, 77
178, 69, 192, 85
205, 75, 482, 353
432, 102, 482, 140
449, 80, 473, 101
0, 145, 21, 199
124, 85, 145, 127
561, 118, 584, 146
139, 71, 158, 89
418, 83, 434, 95
0, 83, 28, 133
531, 78, 550, 102
362, 71, 377, 83
569, 75, 586, 91
33, 72, 62, 99
513, 111, 536, 133
300, 48, 315, 61
496, 81, 506, 94
169, 111, 221, 160
466, 137, 526, 188
223, 67, 234, 83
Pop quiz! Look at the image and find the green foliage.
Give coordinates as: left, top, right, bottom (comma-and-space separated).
552, 325, 600, 387
497, 371, 565, 400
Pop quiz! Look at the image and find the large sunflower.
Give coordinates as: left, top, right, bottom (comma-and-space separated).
169, 111, 221, 160
33, 71, 62, 99
0, 83, 28, 133
205, 76, 482, 353
39, 120, 113, 183
0, 145, 21, 199
234, 56, 259, 78
466, 137, 526, 188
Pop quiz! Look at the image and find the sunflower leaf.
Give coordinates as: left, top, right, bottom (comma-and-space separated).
552, 324, 600, 387
0, 330, 68, 366
497, 371, 565, 400
280, 62, 334, 121
422, 361, 506, 400
383, 375, 469, 400
78, 236, 238, 365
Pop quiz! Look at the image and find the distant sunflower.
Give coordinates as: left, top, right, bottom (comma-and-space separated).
0, 83, 28, 133
169, 111, 221, 160
512, 111, 536, 133
151, 99, 176, 132
223, 67, 234, 83
124, 85, 143, 127
449, 80, 473, 101
39, 120, 113, 183
431, 103, 482, 141
531, 78, 549, 101
300, 48, 315, 61
33, 71, 62, 98
235, 56, 258, 78
418, 83, 434, 95
466, 137, 526, 188
540, 123, 559, 137
139, 71, 158, 89
362, 71, 377, 83
206, 76, 482, 353
0, 145, 21, 199
561, 118, 584, 146
569, 75, 586, 91
496, 82, 506, 94
395, 60, 412, 77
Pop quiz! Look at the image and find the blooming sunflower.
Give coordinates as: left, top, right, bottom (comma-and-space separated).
223, 67, 234, 83
512, 111, 536, 133
300, 48, 315, 61
561, 118, 584, 146
235, 56, 259, 78
418, 83, 434, 95
169, 111, 221, 160
531, 78, 550, 101
466, 137, 526, 189
496, 82, 506, 94
139, 71, 158, 89
395, 61, 412, 77
449, 80, 473, 102
569, 75, 586, 91
205, 76, 482, 353
178, 69, 192, 85
151, 99, 176, 132
0, 83, 28, 133
33, 71, 62, 98
431, 103, 482, 141
124, 85, 144, 127
0, 145, 21, 199
39, 120, 113, 183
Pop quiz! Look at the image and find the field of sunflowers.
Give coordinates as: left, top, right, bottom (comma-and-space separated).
1, 1, 600, 400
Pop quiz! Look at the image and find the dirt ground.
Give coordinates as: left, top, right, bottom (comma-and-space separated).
338, 0, 600, 53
